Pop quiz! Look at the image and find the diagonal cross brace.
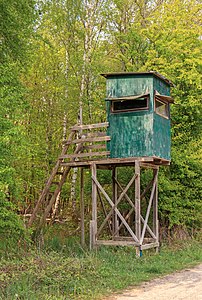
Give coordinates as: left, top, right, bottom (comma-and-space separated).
95, 172, 137, 237
140, 169, 158, 245
92, 175, 139, 243
113, 177, 156, 240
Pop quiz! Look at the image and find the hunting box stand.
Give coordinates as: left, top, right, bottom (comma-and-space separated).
28, 71, 174, 255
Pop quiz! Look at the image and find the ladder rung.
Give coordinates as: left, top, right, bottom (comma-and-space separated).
64, 136, 111, 145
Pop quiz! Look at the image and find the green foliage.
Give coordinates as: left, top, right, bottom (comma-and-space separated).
0, 0, 35, 62
0, 0, 35, 248
0, 0, 201, 244
0, 201, 25, 237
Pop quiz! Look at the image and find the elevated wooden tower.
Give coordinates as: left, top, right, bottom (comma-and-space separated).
28, 71, 174, 255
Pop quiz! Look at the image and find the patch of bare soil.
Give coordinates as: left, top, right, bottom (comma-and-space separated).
106, 264, 202, 300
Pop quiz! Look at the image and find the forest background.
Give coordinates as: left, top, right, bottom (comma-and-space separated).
0, 0, 202, 248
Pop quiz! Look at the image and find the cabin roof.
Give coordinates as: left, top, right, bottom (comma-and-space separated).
101, 71, 174, 87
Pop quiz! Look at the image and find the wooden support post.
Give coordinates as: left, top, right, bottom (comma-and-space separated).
90, 163, 97, 250
135, 161, 141, 241
153, 168, 159, 253
112, 167, 118, 238
80, 168, 85, 247
135, 161, 141, 256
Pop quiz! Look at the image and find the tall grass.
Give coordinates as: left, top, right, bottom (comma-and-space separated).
0, 237, 201, 300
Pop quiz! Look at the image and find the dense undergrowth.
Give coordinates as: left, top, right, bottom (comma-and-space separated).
0, 236, 201, 300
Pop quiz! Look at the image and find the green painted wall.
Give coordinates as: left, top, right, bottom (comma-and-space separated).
153, 76, 171, 160
106, 75, 154, 112
153, 114, 171, 160
105, 73, 172, 160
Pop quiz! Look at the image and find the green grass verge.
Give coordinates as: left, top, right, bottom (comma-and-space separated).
0, 239, 201, 300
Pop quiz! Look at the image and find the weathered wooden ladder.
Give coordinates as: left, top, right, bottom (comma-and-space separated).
27, 122, 110, 231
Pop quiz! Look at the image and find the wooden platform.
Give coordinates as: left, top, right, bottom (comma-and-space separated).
60, 156, 170, 168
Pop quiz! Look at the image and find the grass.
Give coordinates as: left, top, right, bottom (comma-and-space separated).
0, 237, 202, 300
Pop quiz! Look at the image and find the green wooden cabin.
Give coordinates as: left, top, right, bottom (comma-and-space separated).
101, 72, 174, 161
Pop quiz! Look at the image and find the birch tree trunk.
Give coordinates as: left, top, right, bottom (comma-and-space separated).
70, 0, 102, 210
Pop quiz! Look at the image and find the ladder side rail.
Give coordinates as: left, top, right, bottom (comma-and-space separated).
36, 143, 81, 233
27, 130, 76, 228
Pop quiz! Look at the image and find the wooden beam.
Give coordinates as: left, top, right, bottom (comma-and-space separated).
71, 122, 109, 131
60, 151, 110, 159
113, 237, 155, 243
135, 161, 141, 242
96, 240, 139, 247
64, 136, 111, 145
90, 163, 97, 250
112, 167, 119, 238
60, 156, 156, 168
153, 169, 159, 252
80, 168, 85, 247
141, 242, 159, 250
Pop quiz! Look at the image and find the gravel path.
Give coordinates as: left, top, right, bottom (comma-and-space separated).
106, 264, 202, 300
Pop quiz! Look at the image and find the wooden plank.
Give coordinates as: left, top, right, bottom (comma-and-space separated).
64, 136, 111, 145
141, 242, 159, 250
60, 156, 156, 168
96, 240, 139, 246
71, 122, 109, 131
92, 175, 139, 243
113, 237, 155, 243
60, 151, 110, 159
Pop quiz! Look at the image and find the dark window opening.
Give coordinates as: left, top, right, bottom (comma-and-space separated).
111, 97, 149, 113
155, 98, 169, 118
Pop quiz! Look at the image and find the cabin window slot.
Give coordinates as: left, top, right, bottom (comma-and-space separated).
110, 94, 149, 113
155, 98, 169, 118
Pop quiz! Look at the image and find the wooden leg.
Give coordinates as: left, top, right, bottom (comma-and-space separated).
80, 168, 85, 247
153, 168, 159, 253
112, 167, 118, 238
90, 163, 97, 250
135, 161, 141, 244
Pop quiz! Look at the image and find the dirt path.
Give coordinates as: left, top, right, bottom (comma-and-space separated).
106, 264, 202, 300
